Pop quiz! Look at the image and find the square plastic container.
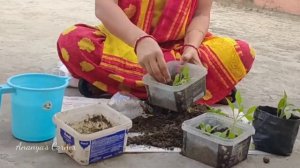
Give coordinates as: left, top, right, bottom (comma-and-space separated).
53, 103, 132, 165
182, 113, 255, 168
143, 61, 207, 112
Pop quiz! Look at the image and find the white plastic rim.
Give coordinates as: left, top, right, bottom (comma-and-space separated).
143, 61, 207, 92
53, 103, 132, 141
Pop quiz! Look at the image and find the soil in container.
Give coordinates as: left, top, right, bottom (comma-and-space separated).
127, 104, 207, 149
68, 114, 113, 134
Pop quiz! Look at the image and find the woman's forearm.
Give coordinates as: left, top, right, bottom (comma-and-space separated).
95, 0, 147, 47
184, 15, 210, 47
184, 0, 212, 48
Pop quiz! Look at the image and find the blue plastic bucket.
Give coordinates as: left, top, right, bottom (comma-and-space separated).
0, 73, 69, 142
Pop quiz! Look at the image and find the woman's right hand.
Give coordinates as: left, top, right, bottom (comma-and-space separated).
135, 38, 171, 83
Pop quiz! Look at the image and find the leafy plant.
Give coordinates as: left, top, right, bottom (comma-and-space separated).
198, 122, 218, 134
277, 91, 300, 119
198, 122, 236, 139
201, 91, 257, 139
172, 66, 191, 86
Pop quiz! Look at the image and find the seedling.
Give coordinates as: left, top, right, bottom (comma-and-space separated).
277, 91, 300, 119
198, 122, 236, 139
172, 66, 191, 86
199, 91, 257, 139
198, 122, 218, 134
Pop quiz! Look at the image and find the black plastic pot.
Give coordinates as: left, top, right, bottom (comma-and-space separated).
252, 106, 300, 156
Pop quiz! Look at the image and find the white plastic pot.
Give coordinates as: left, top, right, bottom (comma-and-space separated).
143, 61, 207, 112
53, 103, 132, 165
182, 113, 255, 168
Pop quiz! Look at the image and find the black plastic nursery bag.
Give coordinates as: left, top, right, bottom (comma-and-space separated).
252, 106, 300, 156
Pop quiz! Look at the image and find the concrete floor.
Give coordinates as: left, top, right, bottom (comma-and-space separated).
1, 0, 300, 167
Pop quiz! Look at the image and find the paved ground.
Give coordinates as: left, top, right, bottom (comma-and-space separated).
1, 0, 300, 167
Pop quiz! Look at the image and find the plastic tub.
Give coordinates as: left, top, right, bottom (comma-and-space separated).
143, 61, 207, 112
182, 113, 255, 168
53, 103, 132, 165
0, 73, 69, 142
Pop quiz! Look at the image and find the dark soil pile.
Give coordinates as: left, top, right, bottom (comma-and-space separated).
127, 104, 207, 149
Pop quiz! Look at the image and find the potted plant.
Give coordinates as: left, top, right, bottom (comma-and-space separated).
252, 91, 300, 156
143, 61, 207, 112
182, 91, 256, 168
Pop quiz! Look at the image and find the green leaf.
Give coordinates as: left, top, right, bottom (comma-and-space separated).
294, 109, 300, 113
245, 115, 254, 121
220, 130, 228, 139
277, 98, 286, 111
285, 110, 292, 120
227, 98, 235, 113
244, 106, 257, 121
238, 105, 244, 114
199, 123, 206, 131
236, 91, 243, 107
172, 66, 191, 86
173, 74, 180, 86
277, 91, 288, 118
213, 132, 222, 137
211, 125, 219, 133
228, 131, 236, 139
208, 107, 220, 113
208, 107, 228, 117
181, 66, 190, 81
205, 124, 212, 133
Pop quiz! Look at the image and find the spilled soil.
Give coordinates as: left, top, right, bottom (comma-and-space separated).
127, 104, 207, 149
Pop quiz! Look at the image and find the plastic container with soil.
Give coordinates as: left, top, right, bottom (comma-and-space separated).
143, 61, 207, 112
53, 103, 132, 165
252, 106, 300, 156
182, 113, 255, 168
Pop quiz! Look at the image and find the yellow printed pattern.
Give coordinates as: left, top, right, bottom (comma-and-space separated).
98, 25, 138, 64
108, 74, 125, 83
61, 48, 70, 62
204, 37, 247, 82
80, 61, 95, 72
78, 38, 95, 53
93, 81, 108, 92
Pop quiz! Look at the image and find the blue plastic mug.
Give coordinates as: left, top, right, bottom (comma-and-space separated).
0, 73, 69, 142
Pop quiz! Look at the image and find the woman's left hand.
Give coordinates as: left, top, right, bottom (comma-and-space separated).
181, 46, 202, 66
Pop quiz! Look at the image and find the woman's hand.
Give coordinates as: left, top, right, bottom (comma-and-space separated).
136, 38, 171, 83
181, 46, 202, 66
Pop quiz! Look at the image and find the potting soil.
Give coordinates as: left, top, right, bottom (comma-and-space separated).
127, 104, 207, 148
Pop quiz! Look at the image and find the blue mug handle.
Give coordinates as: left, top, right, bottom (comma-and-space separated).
0, 84, 15, 112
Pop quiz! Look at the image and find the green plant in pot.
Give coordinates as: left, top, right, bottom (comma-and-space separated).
143, 61, 207, 112
171, 65, 191, 86
182, 91, 256, 168
252, 91, 300, 156
199, 91, 257, 139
